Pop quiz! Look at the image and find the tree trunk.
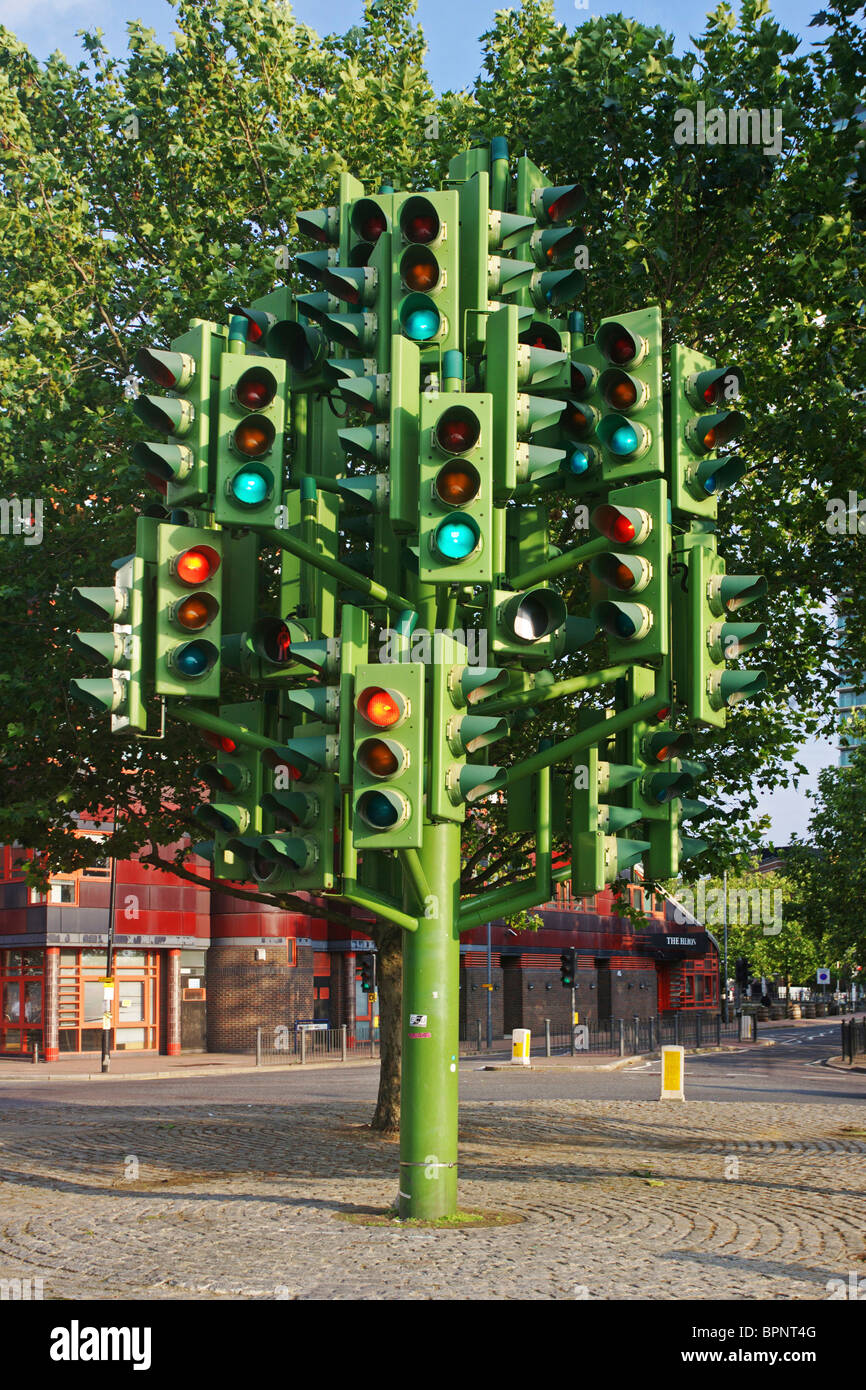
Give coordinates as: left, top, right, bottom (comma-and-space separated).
370, 922, 402, 1134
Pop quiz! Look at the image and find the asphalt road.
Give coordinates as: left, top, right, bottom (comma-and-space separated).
0, 1023, 860, 1110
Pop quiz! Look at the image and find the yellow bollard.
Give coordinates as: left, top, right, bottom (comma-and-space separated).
660, 1044, 685, 1100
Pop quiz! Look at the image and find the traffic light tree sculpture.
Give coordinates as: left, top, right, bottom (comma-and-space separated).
70, 142, 766, 1220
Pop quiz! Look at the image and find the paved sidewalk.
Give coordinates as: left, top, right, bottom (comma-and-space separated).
0, 1092, 863, 1300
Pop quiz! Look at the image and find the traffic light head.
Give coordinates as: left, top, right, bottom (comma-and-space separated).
155, 526, 222, 697
419, 396, 493, 584
214, 352, 286, 528
559, 948, 577, 987
70, 555, 147, 733
669, 346, 748, 518
391, 191, 458, 363
589, 479, 670, 663
672, 538, 766, 728
568, 306, 664, 484
531, 183, 586, 227
131, 322, 225, 506
352, 665, 424, 849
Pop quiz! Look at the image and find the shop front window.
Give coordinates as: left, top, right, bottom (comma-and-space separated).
59, 951, 160, 1052
3, 982, 19, 1023
0, 953, 45, 1053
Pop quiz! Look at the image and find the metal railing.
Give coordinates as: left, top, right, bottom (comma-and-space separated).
255, 1024, 380, 1065
459, 1013, 745, 1058
255, 1012, 749, 1066
842, 1018, 866, 1062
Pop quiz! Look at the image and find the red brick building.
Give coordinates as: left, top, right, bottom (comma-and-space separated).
0, 831, 719, 1058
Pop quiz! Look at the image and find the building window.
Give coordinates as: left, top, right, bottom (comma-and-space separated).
9, 847, 28, 876
48, 880, 76, 905
82, 861, 111, 878
59, 950, 160, 1053
0, 951, 45, 1053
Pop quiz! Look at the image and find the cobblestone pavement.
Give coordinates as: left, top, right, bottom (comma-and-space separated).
0, 1096, 864, 1300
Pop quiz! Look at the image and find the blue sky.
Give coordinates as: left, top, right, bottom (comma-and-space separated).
1, 0, 833, 91
2, 0, 841, 844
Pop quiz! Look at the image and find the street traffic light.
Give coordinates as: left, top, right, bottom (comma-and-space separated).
589, 479, 670, 664
360, 955, 375, 992
213, 347, 287, 528
418, 395, 493, 584
668, 346, 746, 519
569, 307, 664, 483
70, 555, 147, 732
333, 334, 421, 533
221, 616, 318, 683
155, 524, 222, 698
430, 638, 509, 822
484, 304, 567, 502
131, 321, 226, 507
254, 728, 338, 892
194, 701, 266, 880
571, 747, 648, 895
515, 158, 586, 322
391, 192, 459, 364
610, 665, 699, 881
559, 948, 577, 988
352, 665, 425, 849
348, 195, 391, 262
672, 533, 767, 728
306, 230, 392, 374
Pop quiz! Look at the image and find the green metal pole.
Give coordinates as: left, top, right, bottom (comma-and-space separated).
261, 526, 417, 616
510, 533, 610, 591
398, 818, 461, 1219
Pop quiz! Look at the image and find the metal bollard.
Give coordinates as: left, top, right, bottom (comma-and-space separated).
256, 1027, 262, 1067
341, 1024, 347, 1062
545, 1019, 551, 1057
32, 1042, 39, 1065
476, 1018, 482, 1053
300, 1027, 307, 1065
618, 1019, 625, 1058
696, 1014, 703, 1048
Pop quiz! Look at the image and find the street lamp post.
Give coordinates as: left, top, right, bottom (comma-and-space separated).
101, 849, 118, 1074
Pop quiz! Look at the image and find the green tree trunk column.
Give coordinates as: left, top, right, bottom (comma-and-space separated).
398, 819, 461, 1219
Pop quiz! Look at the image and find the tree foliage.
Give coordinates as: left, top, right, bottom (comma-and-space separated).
784, 726, 866, 972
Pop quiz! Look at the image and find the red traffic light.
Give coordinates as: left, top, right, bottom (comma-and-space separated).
591, 503, 652, 546
235, 367, 277, 411
597, 321, 646, 369
520, 321, 564, 352
174, 545, 220, 586
203, 731, 239, 754
262, 621, 292, 664
357, 686, 407, 729
400, 196, 441, 245
228, 305, 275, 344
352, 199, 388, 243
434, 406, 481, 455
